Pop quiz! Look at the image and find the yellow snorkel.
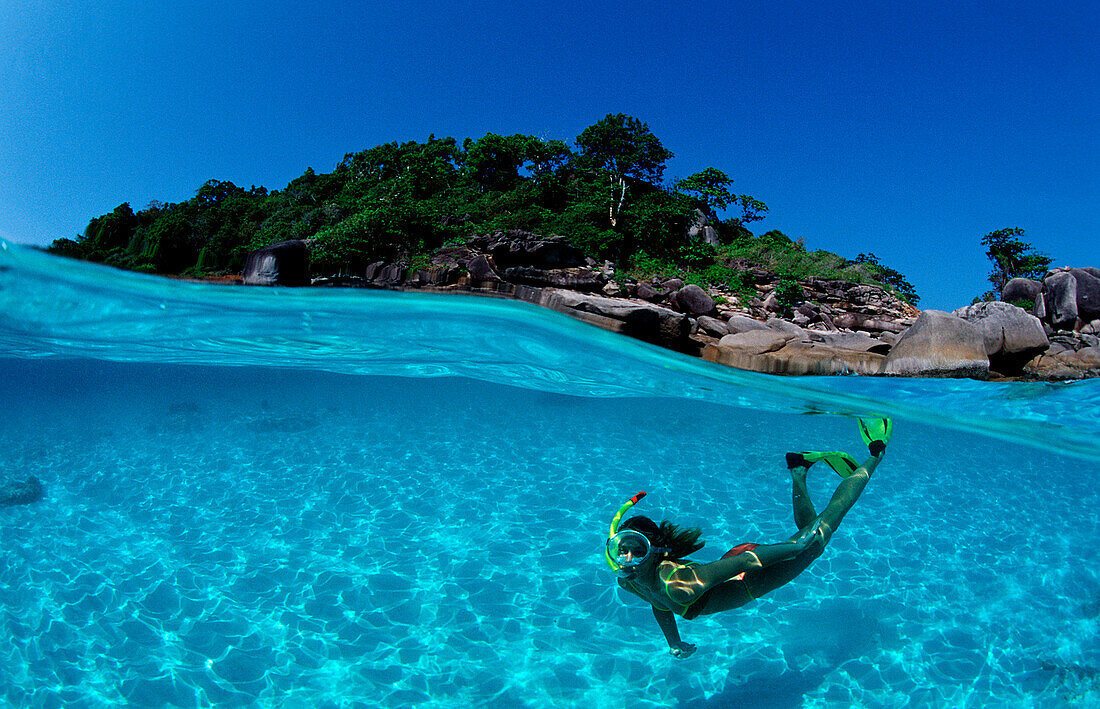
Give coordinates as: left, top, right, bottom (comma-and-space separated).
604, 491, 647, 572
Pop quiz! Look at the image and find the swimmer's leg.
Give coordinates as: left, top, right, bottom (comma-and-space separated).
747, 451, 885, 598
784, 453, 818, 529
813, 452, 883, 545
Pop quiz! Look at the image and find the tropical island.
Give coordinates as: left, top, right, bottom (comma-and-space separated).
47, 114, 1099, 380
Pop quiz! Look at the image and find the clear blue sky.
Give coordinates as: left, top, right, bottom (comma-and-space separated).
1, 1, 1095, 309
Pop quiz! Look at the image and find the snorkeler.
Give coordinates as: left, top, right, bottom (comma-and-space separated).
605, 418, 893, 659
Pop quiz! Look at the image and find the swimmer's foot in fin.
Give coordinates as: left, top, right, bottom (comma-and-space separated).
786, 450, 861, 478
858, 417, 894, 457
785, 452, 811, 470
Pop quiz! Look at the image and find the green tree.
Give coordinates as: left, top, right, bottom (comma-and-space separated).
675, 167, 734, 219
731, 194, 769, 227
980, 227, 1052, 296
464, 133, 531, 192
83, 203, 138, 255
134, 211, 194, 273
575, 113, 673, 227
309, 198, 443, 274
773, 277, 804, 318
619, 188, 696, 261
675, 168, 768, 228
853, 252, 920, 305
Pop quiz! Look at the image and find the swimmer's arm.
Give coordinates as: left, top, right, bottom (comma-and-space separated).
652, 608, 681, 647
652, 608, 696, 659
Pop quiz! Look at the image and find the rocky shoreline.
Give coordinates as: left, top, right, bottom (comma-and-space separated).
238, 232, 1099, 381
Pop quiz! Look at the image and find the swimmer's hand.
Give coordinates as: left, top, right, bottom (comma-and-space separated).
669, 642, 697, 659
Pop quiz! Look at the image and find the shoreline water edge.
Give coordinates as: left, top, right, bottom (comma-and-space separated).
225, 232, 1099, 381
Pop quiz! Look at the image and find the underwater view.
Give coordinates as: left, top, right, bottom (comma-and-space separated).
2, 241, 1098, 708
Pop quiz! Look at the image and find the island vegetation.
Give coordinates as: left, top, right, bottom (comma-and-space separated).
50, 114, 922, 303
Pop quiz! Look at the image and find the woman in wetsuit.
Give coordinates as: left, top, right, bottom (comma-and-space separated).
606, 419, 891, 659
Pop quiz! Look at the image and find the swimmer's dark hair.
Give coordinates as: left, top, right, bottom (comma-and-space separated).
619, 515, 705, 560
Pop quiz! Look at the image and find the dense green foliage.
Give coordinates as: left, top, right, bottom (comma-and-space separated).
851, 253, 920, 305
981, 227, 1052, 297
772, 278, 805, 318
50, 113, 919, 304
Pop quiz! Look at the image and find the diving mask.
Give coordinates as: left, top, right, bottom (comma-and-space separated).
606, 529, 665, 577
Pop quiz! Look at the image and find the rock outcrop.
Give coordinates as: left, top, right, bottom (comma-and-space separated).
881, 310, 990, 378
238, 232, 1096, 380
531, 289, 690, 349
1007, 267, 1100, 335
242, 240, 311, 286
475, 231, 587, 269
952, 301, 1049, 375
704, 338, 885, 375
1001, 277, 1042, 304
670, 284, 716, 316
1022, 329, 1100, 380
1024, 347, 1100, 380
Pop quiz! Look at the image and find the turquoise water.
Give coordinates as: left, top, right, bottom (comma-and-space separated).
2, 242, 1098, 708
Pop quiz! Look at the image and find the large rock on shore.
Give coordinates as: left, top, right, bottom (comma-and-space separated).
1024, 348, 1100, 380
717, 329, 793, 354
809, 331, 892, 355
1035, 267, 1100, 329
831, 312, 907, 334
1043, 271, 1079, 329
726, 315, 771, 334
533, 289, 691, 348
695, 316, 729, 337
474, 231, 587, 269
1069, 268, 1100, 323
881, 310, 989, 378
242, 240, 310, 286
1001, 277, 1042, 304
502, 266, 603, 291
952, 301, 1049, 374
236, 231, 1094, 380
704, 338, 884, 375
670, 284, 716, 316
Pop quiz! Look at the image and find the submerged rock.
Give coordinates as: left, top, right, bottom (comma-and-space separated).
1, 475, 43, 507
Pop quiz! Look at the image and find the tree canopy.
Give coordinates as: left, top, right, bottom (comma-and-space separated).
981, 227, 1052, 296
48, 113, 919, 305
